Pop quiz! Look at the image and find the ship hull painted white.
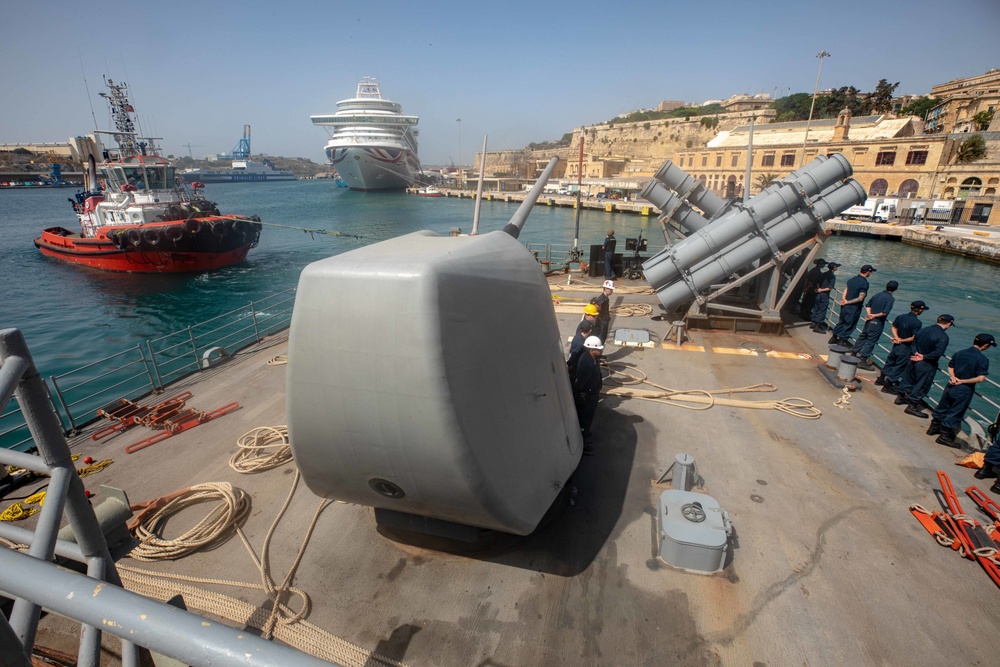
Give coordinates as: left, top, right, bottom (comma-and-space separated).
328, 146, 418, 191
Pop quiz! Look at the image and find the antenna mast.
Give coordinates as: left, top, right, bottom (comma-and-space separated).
99, 77, 142, 156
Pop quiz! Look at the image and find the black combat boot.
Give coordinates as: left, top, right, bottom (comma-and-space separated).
894, 394, 909, 405
990, 478, 1000, 494
874, 374, 886, 386
974, 464, 997, 480
935, 428, 960, 447
880, 381, 899, 394
904, 402, 929, 419
857, 357, 876, 371
926, 419, 943, 436
828, 334, 840, 344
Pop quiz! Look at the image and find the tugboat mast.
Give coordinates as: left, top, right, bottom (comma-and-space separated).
98, 77, 157, 157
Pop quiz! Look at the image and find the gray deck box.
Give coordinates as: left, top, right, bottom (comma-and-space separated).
658, 489, 731, 573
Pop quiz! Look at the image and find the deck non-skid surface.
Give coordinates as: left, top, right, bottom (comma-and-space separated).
33, 289, 999, 666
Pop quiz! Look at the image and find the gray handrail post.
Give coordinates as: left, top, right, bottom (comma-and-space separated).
146, 339, 164, 391
48, 374, 76, 434
188, 326, 200, 369
0, 328, 135, 664
250, 300, 262, 341
136, 342, 158, 395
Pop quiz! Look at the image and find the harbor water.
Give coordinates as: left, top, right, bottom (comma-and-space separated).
1, 181, 998, 425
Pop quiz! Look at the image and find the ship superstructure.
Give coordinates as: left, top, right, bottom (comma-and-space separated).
181, 125, 296, 183
310, 77, 420, 191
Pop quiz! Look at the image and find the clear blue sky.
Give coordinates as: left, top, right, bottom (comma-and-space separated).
2, 0, 997, 166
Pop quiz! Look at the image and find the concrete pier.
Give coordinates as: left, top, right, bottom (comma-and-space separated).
409, 190, 1000, 263
824, 219, 1000, 263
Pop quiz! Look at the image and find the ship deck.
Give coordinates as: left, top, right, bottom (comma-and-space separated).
30, 276, 999, 666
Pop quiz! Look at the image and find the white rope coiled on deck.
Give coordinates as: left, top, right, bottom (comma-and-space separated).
601, 361, 822, 419
129, 482, 251, 561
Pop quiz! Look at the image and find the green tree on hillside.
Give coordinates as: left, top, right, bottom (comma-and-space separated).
772, 93, 814, 122
900, 96, 940, 119
865, 79, 900, 115
821, 86, 864, 117
771, 88, 864, 122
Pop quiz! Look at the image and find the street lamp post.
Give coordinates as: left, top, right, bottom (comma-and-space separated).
801, 50, 831, 166
456, 118, 462, 189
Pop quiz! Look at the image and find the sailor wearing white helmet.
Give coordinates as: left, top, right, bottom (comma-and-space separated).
573, 335, 605, 455
591, 279, 615, 345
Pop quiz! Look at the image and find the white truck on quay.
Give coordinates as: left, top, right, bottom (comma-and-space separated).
840, 198, 898, 223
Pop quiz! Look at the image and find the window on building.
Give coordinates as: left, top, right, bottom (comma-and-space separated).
905, 150, 928, 165
701, 155, 708, 167
899, 179, 919, 198
780, 154, 795, 167
716, 154, 723, 167
761, 154, 775, 167
869, 179, 889, 196
958, 177, 982, 200
731, 154, 738, 168
875, 151, 896, 166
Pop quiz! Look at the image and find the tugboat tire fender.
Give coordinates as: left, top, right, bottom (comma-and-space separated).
143, 228, 161, 246
165, 225, 185, 242
167, 205, 183, 221
184, 218, 201, 234
210, 220, 227, 238
127, 229, 142, 246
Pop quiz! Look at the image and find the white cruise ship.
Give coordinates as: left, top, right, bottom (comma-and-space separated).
310, 78, 420, 191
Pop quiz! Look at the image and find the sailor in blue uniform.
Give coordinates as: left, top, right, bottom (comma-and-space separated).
798, 258, 827, 320
852, 280, 897, 370
567, 319, 594, 377
974, 401, 1000, 492
603, 229, 617, 280
574, 336, 605, 455
831, 264, 875, 346
927, 333, 995, 447
878, 301, 928, 391
894, 314, 954, 418
809, 262, 840, 332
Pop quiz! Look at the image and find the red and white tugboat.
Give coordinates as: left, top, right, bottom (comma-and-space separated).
34, 78, 263, 273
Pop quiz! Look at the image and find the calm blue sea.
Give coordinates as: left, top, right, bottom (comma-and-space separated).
0, 181, 643, 381
1, 181, 998, 418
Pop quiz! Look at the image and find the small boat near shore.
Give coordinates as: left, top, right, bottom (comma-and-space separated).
33, 77, 262, 273
180, 125, 296, 184
418, 186, 442, 197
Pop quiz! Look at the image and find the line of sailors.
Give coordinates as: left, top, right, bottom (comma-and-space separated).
798, 258, 998, 490
564, 280, 617, 457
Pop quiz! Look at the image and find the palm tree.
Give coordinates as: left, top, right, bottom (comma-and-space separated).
754, 173, 779, 192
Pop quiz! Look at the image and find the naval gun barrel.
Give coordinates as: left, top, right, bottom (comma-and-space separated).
650, 179, 867, 311
642, 154, 855, 294
503, 157, 559, 239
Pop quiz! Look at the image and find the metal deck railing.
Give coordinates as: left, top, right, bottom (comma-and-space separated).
823, 299, 999, 442
0, 328, 335, 667
1, 288, 296, 451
